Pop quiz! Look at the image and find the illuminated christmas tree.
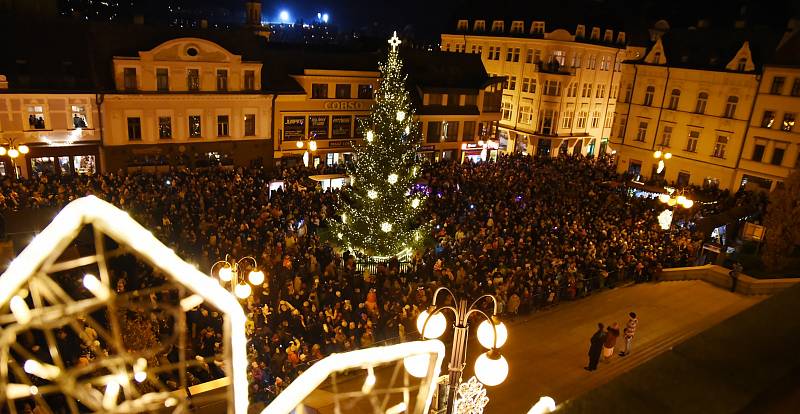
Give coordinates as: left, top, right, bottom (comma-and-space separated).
329, 32, 427, 258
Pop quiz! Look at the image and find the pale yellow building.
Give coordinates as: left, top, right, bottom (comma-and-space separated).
102, 37, 272, 170
441, 18, 628, 156
735, 29, 800, 191
271, 49, 502, 166
611, 23, 788, 191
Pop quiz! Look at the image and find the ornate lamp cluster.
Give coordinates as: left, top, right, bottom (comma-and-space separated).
653, 148, 672, 174
210, 255, 264, 299
411, 288, 509, 414
658, 187, 694, 209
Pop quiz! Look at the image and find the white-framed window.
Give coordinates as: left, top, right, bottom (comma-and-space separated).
695, 92, 709, 114
571, 54, 582, 68
501, 101, 513, 120
668, 89, 680, 110
604, 111, 614, 128
581, 83, 592, 98
216, 69, 228, 91
509, 76, 517, 90
543, 80, 561, 96
187, 68, 200, 91
552, 50, 566, 66
686, 130, 700, 152
158, 116, 172, 139
590, 111, 601, 128
243, 70, 256, 91
600, 55, 610, 71
576, 111, 588, 128
724, 96, 738, 118
567, 82, 577, 97
532, 21, 545, 34
244, 113, 256, 136
156, 68, 169, 91
71, 105, 88, 128
189, 114, 202, 138
661, 125, 673, 147
537, 109, 557, 134
587, 55, 597, 69
596, 84, 606, 98
26, 105, 47, 130
521, 77, 535, 93
525, 49, 533, 64
644, 86, 655, 106
518, 105, 533, 124
712, 135, 728, 158
217, 114, 230, 137
636, 121, 648, 142
511, 21, 525, 33
562, 111, 574, 128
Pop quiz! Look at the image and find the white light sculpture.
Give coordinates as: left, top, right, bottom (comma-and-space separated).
0, 196, 249, 414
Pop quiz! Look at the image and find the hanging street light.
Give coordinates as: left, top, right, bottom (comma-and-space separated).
415, 287, 509, 414
210, 255, 264, 300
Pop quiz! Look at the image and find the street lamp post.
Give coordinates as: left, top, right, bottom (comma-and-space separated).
652, 147, 672, 175
210, 255, 265, 300
296, 134, 318, 167
0, 138, 30, 179
416, 287, 509, 414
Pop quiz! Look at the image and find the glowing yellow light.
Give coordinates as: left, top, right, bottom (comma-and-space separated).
234, 283, 251, 299
218, 266, 233, 282
404, 126, 410, 135
528, 396, 557, 414
682, 198, 694, 208
361, 366, 376, 394
403, 353, 430, 378
416, 310, 446, 339
477, 319, 508, 349
381, 222, 393, 232
396, 111, 406, 121
296, 141, 304, 148
83, 273, 110, 300
658, 194, 670, 204
341, 213, 347, 223
653, 150, 662, 159
248, 270, 264, 285
366, 130, 374, 143
676, 195, 687, 205
664, 152, 672, 159
337, 232, 343, 239
411, 198, 420, 208
10, 295, 31, 324
180, 294, 204, 311
0, 147, 6, 156
103, 379, 120, 409
657, 159, 665, 174
8, 148, 19, 159
18, 145, 29, 154
388, 173, 398, 184
367, 190, 378, 199
667, 198, 678, 207
24, 360, 60, 380
474, 351, 508, 386
309, 140, 318, 151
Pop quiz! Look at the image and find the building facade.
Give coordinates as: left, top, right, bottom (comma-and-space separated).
102, 38, 273, 171
441, 18, 628, 157
612, 23, 798, 191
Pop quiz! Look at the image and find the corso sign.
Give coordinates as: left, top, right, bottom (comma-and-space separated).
323, 101, 370, 110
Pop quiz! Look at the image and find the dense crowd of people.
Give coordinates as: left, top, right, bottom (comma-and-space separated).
2, 154, 706, 405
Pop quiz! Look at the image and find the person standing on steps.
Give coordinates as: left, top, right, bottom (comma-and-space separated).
585, 323, 605, 371
602, 322, 620, 362
619, 312, 638, 357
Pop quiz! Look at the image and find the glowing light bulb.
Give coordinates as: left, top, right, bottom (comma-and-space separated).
296, 141, 304, 148
248, 270, 264, 285
10, 296, 31, 325
0, 147, 6, 156
381, 222, 392, 232
388, 173, 398, 184
404, 126, 410, 135
682, 199, 694, 208
235, 283, 251, 299
667, 198, 677, 207
403, 353, 430, 378
218, 266, 233, 282
366, 130, 374, 143
411, 198, 420, 208
664, 152, 672, 159
337, 232, 343, 239
477, 319, 508, 349
367, 190, 378, 199
309, 140, 318, 151
18, 145, 29, 154
416, 310, 446, 339
653, 150, 662, 159
676, 195, 687, 205
8, 148, 19, 158
474, 351, 508, 386
396, 111, 406, 121
83, 274, 110, 300
658, 194, 670, 204
341, 213, 347, 223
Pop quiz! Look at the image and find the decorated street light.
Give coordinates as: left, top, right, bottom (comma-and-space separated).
210, 255, 264, 300
653, 148, 673, 174
0, 138, 30, 178
414, 287, 509, 414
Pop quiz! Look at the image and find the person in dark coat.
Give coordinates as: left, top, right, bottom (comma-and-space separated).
585, 322, 605, 371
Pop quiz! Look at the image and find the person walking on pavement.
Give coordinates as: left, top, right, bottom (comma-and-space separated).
585, 323, 605, 371
619, 312, 638, 357
602, 322, 620, 361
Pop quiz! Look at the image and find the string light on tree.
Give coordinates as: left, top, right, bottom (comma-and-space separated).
326, 31, 428, 258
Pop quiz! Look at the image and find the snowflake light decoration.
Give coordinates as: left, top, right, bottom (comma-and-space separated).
453, 376, 490, 414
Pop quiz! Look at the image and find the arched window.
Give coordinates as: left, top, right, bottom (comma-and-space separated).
724, 96, 739, 118
644, 85, 655, 106
695, 92, 709, 114
668, 89, 681, 110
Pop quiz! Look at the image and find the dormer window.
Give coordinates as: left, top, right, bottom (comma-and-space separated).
531, 21, 545, 34
737, 57, 747, 71
591, 27, 600, 40
491, 20, 504, 32
653, 52, 661, 64
604, 29, 613, 42
617, 32, 626, 43
474, 20, 486, 32
576, 25, 586, 38
511, 21, 524, 33
457, 20, 468, 31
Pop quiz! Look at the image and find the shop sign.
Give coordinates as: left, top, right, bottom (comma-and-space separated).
418, 145, 435, 151
329, 140, 352, 148
284, 116, 306, 139
323, 101, 370, 110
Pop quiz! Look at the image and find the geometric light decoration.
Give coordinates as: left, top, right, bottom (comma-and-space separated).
262, 340, 445, 414
658, 209, 674, 230
0, 196, 249, 414
452, 376, 490, 414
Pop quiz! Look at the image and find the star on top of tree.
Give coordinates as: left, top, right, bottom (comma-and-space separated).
388, 31, 402, 51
